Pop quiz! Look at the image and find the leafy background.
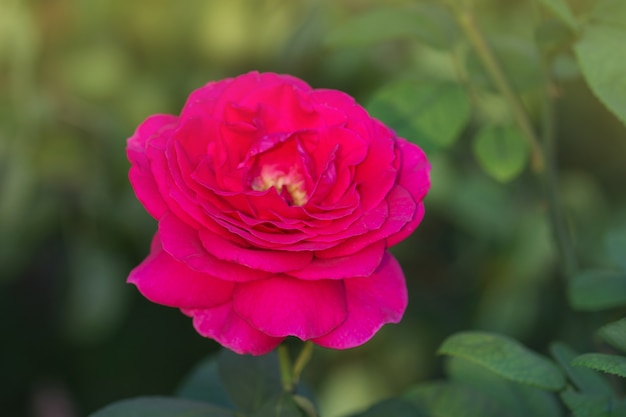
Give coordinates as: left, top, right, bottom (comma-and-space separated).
1, 0, 625, 416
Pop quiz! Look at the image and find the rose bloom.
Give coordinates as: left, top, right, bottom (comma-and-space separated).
127, 71, 430, 355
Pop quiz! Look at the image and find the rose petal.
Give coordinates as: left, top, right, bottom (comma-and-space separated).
198, 229, 313, 273
159, 214, 271, 282
128, 234, 234, 309
233, 276, 347, 339
312, 252, 407, 348
288, 240, 385, 280
184, 303, 284, 355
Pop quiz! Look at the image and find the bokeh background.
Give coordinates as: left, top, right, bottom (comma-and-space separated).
1, 0, 625, 416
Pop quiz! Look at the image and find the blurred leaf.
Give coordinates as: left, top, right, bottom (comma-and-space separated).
405, 382, 510, 417
466, 37, 541, 92
561, 390, 626, 417
572, 353, 626, 378
347, 398, 426, 417
598, 318, 626, 353
605, 230, 626, 270
218, 349, 283, 413
568, 270, 626, 311
176, 355, 234, 409
575, 23, 626, 126
537, 0, 578, 30
367, 80, 470, 149
250, 393, 305, 417
550, 343, 614, 396
325, 4, 457, 49
446, 357, 562, 417
473, 125, 529, 182
438, 331, 565, 391
89, 397, 236, 417
590, 0, 626, 30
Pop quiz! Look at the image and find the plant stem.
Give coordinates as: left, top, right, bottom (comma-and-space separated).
292, 341, 314, 387
278, 345, 293, 392
454, 7, 545, 172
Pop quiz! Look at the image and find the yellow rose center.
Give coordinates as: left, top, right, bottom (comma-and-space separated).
252, 165, 308, 206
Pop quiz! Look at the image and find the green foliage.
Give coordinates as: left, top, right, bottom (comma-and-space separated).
89, 397, 236, 417
550, 343, 614, 396
575, 0, 626, 126
347, 398, 426, 417
472, 124, 529, 182
438, 331, 565, 390
568, 270, 626, 311
572, 354, 626, 379
537, 0, 578, 31
598, 319, 626, 353
560, 391, 626, 417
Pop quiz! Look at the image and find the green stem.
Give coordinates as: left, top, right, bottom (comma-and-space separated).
454, 7, 545, 172
292, 341, 314, 387
278, 345, 293, 392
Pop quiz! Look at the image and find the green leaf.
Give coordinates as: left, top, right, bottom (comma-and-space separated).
575, 24, 626, 126
176, 355, 234, 409
367, 80, 471, 149
590, 0, 626, 30
572, 353, 626, 378
605, 230, 626, 270
598, 318, 626, 353
446, 357, 562, 417
472, 125, 529, 182
218, 349, 283, 413
438, 331, 565, 391
550, 343, 614, 396
561, 390, 626, 417
89, 397, 236, 417
405, 382, 511, 417
348, 398, 427, 417
325, 4, 457, 49
568, 269, 626, 311
250, 393, 305, 417
537, 0, 578, 30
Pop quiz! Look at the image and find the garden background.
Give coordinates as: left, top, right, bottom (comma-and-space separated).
1, 0, 625, 416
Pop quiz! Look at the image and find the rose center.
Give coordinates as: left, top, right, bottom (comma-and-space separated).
251, 165, 308, 206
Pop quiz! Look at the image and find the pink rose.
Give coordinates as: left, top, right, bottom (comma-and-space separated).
127, 71, 430, 355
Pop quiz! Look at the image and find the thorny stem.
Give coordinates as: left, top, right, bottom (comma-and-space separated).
453, 6, 545, 172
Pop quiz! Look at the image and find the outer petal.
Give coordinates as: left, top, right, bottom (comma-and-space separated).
128, 234, 234, 309
288, 240, 385, 280
312, 252, 407, 349
233, 277, 347, 339
159, 214, 272, 282
127, 114, 179, 219
184, 303, 284, 355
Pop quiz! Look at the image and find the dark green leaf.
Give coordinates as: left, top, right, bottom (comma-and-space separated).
568, 270, 626, 311
324, 4, 457, 49
250, 393, 305, 417
348, 398, 427, 417
89, 397, 236, 417
572, 353, 626, 378
537, 0, 578, 30
218, 350, 283, 413
438, 331, 565, 390
446, 357, 562, 417
561, 390, 626, 417
176, 355, 234, 409
405, 382, 510, 417
575, 24, 626, 126
550, 343, 614, 396
605, 230, 626, 270
598, 318, 626, 353
367, 80, 470, 149
472, 125, 529, 182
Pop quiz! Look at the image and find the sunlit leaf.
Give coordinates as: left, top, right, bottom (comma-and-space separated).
572, 353, 626, 378
537, 0, 578, 30
550, 343, 614, 396
89, 397, 235, 417
367, 80, 471, 149
568, 270, 626, 311
575, 24, 626, 126
438, 331, 565, 390
473, 125, 529, 182
598, 318, 626, 353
